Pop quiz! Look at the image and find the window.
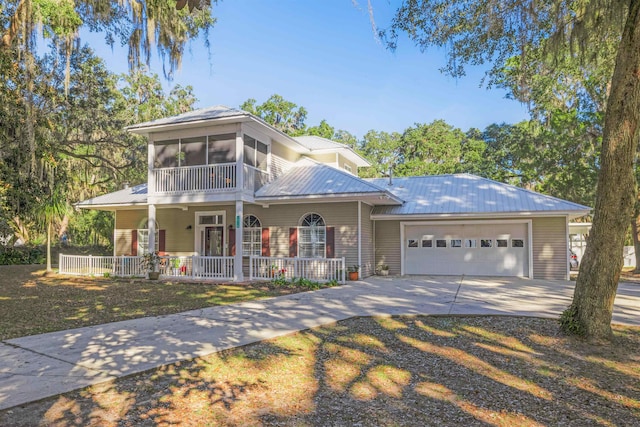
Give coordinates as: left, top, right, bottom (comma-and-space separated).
497, 239, 508, 248
137, 229, 159, 254
422, 239, 433, 248
436, 239, 447, 248
199, 215, 223, 225
242, 215, 262, 256
298, 213, 326, 258
451, 239, 462, 248
481, 239, 493, 248
344, 164, 352, 173
465, 239, 477, 248
408, 239, 418, 248
512, 239, 525, 248
243, 135, 268, 171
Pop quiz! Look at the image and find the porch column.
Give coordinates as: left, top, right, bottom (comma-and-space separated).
234, 200, 244, 281
148, 204, 156, 254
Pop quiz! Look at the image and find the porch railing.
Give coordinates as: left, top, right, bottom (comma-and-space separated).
243, 165, 271, 192
59, 254, 235, 281
155, 163, 236, 194
249, 256, 346, 283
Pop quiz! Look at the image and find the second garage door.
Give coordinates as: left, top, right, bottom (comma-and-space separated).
404, 222, 530, 277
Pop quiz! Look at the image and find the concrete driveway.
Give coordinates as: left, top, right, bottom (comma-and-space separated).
0, 275, 638, 410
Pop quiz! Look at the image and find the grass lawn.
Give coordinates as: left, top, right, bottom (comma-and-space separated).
1, 316, 639, 426
0, 265, 332, 341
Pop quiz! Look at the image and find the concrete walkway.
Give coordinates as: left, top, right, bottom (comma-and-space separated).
1, 276, 639, 410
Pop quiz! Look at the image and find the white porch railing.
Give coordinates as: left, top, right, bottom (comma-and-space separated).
243, 165, 272, 192
59, 254, 235, 280
249, 256, 346, 283
155, 163, 236, 194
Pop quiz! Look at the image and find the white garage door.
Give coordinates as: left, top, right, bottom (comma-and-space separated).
404, 222, 530, 277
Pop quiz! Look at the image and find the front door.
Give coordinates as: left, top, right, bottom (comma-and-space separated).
204, 226, 224, 257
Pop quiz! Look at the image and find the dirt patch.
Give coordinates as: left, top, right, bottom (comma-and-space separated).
2, 316, 638, 426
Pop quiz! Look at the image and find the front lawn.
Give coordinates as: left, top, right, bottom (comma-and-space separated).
0, 265, 333, 341
1, 316, 638, 426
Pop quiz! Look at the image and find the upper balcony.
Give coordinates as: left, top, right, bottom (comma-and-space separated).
154, 163, 271, 195
150, 133, 272, 199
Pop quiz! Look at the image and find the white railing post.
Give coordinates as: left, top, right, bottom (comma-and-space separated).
342, 257, 346, 283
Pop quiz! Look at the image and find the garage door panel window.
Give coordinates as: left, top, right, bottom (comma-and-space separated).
408, 239, 418, 248
497, 239, 508, 248
451, 239, 462, 248
436, 239, 447, 248
422, 239, 433, 248
465, 239, 477, 248
481, 239, 493, 248
512, 239, 525, 248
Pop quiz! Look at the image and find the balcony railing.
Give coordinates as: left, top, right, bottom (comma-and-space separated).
155, 163, 236, 194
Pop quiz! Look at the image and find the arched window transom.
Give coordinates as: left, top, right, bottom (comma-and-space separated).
242, 215, 262, 256
298, 213, 326, 258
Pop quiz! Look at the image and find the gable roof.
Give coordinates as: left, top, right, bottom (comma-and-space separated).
293, 136, 370, 167
255, 158, 401, 204
367, 174, 591, 218
75, 184, 148, 209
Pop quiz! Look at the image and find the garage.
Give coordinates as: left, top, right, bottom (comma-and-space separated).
402, 221, 532, 277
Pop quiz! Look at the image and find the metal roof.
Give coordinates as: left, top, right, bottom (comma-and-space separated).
293, 136, 371, 167
367, 174, 591, 217
126, 105, 247, 132
255, 158, 398, 201
76, 184, 148, 209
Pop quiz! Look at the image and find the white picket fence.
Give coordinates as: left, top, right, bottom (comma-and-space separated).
59, 254, 235, 280
249, 256, 346, 283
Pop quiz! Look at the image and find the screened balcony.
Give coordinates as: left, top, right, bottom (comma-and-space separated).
152, 133, 270, 195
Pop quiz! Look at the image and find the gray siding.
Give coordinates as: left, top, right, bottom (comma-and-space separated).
374, 220, 402, 275
532, 217, 568, 280
360, 203, 375, 277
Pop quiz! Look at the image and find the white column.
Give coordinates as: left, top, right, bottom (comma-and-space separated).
357, 201, 362, 274
148, 137, 156, 196
148, 204, 156, 254
236, 124, 244, 191
234, 200, 244, 281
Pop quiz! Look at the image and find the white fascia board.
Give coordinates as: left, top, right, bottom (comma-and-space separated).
246, 117, 310, 154
371, 210, 591, 221
309, 147, 371, 167
76, 203, 147, 211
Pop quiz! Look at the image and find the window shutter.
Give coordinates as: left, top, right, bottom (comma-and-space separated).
326, 226, 335, 258
262, 227, 270, 257
131, 230, 138, 256
158, 230, 166, 253
229, 228, 235, 256
289, 228, 298, 257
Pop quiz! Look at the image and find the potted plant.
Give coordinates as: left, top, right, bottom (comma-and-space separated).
170, 258, 181, 276
141, 251, 161, 280
348, 265, 359, 281
378, 265, 390, 276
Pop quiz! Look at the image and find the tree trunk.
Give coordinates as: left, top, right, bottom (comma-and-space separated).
567, 0, 640, 341
632, 218, 640, 273
46, 220, 52, 273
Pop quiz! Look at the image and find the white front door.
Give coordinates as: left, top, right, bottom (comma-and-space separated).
195, 211, 226, 256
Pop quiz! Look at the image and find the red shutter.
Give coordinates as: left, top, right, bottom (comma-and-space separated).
158, 230, 166, 253
289, 228, 298, 257
326, 226, 335, 258
131, 230, 138, 256
229, 228, 235, 256
262, 227, 270, 256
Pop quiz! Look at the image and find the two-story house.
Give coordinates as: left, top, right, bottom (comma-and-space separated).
73, 105, 590, 281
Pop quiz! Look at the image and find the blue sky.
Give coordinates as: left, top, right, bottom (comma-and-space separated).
89, 0, 529, 138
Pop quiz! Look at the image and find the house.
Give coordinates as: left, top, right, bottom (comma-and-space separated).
73, 105, 590, 281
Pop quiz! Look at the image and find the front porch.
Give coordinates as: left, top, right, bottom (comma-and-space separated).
59, 254, 346, 283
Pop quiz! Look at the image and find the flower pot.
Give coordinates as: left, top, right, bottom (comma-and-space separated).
148, 271, 160, 280
348, 271, 359, 281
